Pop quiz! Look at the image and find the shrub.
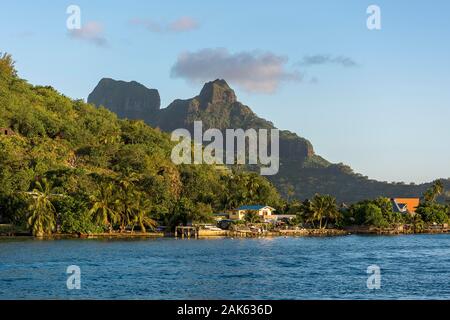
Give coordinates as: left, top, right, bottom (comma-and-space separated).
55, 196, 104, 234
416, 203, 449, 224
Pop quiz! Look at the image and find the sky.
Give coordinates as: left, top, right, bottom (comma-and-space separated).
1, 0, 449, 183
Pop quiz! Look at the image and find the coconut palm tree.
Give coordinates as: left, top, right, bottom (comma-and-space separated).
424, 180, 444, 202
89, 183, 118, 233
115, 173, 143, 232
244, 211, 262, 224
27, 179, 56, 237
131, 196, 157, 233
308, 194, 339, 229
117, 198, 134, 233
323, 196, 341, 229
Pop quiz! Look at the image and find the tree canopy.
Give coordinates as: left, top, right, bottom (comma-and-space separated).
0, 53, 283, 234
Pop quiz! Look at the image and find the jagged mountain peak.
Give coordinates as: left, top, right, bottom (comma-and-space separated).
198, 79, 237, 106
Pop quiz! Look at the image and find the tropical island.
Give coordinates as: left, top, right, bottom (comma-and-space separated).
0, 52, 449, 238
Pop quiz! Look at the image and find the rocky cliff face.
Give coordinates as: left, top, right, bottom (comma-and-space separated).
155, 80, 317, 165
88, 78, 160, 125
158, 79, 267, 130
198, 79, 237, 107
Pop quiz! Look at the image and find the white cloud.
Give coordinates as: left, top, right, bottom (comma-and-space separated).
171, 48, 300, 93
68, 21, 107, 47
299, 54, 357, 67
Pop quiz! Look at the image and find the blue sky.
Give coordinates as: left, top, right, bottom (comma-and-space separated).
1, 0, 449, 183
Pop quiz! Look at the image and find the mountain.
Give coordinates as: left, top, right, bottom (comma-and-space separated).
88, 78, 160, 124
87, 78, 450, 203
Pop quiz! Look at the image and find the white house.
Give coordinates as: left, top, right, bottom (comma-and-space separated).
229, 205, 276, 221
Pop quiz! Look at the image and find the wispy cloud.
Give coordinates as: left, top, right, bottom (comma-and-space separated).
171, 48, 301, 93
299, 54, 358, 67
129, 16, 199, 33
68, 21, 108, 47
168, 17, 199, 32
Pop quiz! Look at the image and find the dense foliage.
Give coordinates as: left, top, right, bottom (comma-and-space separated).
285, 180, 449, 230
1, 53, 448, 236
0, 53, 283, 235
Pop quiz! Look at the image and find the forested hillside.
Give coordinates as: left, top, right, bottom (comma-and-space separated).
0, 53, 282, 236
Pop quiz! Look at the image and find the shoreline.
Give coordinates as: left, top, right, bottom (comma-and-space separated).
1, 227, 448, 240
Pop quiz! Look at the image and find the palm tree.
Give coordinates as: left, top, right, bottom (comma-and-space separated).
424, 180, 444, 202
244, 211, 262, 224
27, 179, 56, 237
308, 194, 339, 229
323, 197, 341, 229
117, 198, 133, 233
132, 196, 157, 233
116, 173, 142, 232
89, 183, 118, 233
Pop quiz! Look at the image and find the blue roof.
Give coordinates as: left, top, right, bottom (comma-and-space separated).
236, 205, 269, 210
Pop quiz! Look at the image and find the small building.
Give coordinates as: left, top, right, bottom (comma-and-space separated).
391, 198, 420, 215
230, 205, 276, 221
0, 128, 15, 136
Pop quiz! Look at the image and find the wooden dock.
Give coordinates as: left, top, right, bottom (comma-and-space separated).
174, 226, 198, 239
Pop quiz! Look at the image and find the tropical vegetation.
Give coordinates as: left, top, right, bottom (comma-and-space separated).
1, 53, 449, 236
0, 53, 283, 235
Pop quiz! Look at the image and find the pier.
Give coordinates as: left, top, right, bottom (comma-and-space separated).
174, 226, 198, 239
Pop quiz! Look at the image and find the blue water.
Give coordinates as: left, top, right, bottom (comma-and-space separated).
1, 234, 450, 299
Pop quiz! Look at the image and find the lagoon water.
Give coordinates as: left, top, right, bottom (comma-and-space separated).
1, 234, 450, 299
